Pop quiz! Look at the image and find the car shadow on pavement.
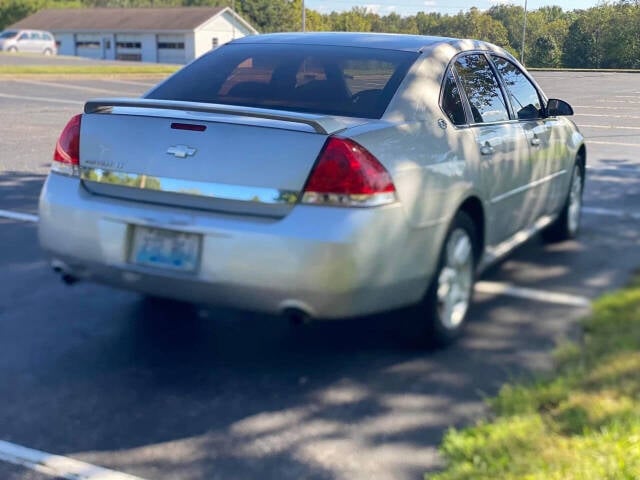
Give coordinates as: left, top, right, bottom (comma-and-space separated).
0, 276, 592, 480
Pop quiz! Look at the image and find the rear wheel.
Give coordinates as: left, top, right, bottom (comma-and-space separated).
413, 211, 477, 347
43, 48, 53, 56
543, 163, 583, 242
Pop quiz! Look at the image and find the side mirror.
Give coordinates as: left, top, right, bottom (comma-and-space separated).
547, 98, 574, 117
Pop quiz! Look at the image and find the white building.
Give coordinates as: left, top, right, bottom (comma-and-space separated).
9, 7, 258, 64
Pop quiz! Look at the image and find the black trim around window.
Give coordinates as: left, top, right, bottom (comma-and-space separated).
441, 50, 552, 128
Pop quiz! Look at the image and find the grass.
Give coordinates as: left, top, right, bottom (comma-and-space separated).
0, 65, 180, 75
429, 277, 640, 480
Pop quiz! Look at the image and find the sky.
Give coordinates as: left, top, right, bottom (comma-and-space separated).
304, 0, 605, 16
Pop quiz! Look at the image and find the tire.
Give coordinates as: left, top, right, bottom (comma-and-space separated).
543, 163, 584, 242
409, 211, 478, 347
43, 48, 53, 56
7, 46, 17, 53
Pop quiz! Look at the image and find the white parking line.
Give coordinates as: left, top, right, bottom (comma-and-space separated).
596, 100, 640, 104
580, 124, 640, 130
576, 113, 640, 120
588, 165, 640, 173
101, 79, 157, 87
587, 140, 640, 147
0, 440, 145, 480
17, 79, 126, 95
0, 93, 83, 106
475, 281, 591, 308
0, 209, 38, 223
573, 105, 637, 110
583, 206, 640, 221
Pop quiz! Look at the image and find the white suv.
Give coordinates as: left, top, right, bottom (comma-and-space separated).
0, 29, 57, 55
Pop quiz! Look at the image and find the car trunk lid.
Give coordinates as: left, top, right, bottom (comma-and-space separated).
79, 98, 366, 217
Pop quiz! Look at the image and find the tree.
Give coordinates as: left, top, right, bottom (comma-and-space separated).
529, 34, 561, 67
236, 0, 297, 32
563, 6, 612, 68
463, 8, 510, 47
1, 0, 40, 29
487, 4, 524, 53
414, 12, 442, 36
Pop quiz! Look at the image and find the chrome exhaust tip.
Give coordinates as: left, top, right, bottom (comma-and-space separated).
51, 259, 79, 285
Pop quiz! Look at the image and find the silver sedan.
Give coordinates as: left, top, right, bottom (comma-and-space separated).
38, 33, 585, 345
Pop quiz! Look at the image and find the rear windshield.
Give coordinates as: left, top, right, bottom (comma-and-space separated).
147, 43, 419, 119
0, 31, 18, 39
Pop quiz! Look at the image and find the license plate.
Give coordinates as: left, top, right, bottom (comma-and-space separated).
130, 226, 201, 272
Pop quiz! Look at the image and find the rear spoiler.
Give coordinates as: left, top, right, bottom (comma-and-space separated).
84, 98, 342, 135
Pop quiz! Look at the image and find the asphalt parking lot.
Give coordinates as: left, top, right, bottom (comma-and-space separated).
0, 70, 639, 480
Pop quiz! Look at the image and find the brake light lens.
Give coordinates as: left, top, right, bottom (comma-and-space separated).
302, 137, 397, 207
52, 114, 82, 176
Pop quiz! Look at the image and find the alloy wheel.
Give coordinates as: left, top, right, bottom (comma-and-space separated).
436, 228, 474, 330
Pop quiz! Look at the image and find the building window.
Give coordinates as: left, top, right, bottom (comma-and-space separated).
158, 42, 184, 49
76, 41, 100, 48
105, 40, 111, 49
212, 37, 218, 49
116, 41, 141, 49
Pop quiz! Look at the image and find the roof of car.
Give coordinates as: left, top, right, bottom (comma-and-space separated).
231, 32, 483, 52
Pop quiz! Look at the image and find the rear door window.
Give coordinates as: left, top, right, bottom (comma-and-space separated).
454, 54, 509, 124
147, 43, 419, 119
491, 55, 542, 120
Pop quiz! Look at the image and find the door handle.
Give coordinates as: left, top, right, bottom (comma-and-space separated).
480, 142, 495, 156
530, 136, 541, 147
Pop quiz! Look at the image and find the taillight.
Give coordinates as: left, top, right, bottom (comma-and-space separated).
52, 114, 82, 176
302, 137, 397, 207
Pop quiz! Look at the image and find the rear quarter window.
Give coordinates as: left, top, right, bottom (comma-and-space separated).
147, 43, 419, 119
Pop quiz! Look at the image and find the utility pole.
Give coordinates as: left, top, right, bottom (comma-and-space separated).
302, 0, 306, 32
520, 0, 528, 65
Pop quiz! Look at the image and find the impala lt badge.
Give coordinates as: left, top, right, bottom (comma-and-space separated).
167, 145, 197, 158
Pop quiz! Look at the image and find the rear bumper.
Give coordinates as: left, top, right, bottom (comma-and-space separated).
38, 173, 446, 318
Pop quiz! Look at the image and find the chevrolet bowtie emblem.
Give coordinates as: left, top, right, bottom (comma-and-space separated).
167, 145, 197, 158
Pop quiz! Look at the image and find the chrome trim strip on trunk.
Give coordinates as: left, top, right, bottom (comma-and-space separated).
80, 167, 299, 205
84, 98, 331, 134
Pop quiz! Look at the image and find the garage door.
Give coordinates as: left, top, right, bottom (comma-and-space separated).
157, 34, 185, 64
75, 33, 102, 59
116, 34, 142, 61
